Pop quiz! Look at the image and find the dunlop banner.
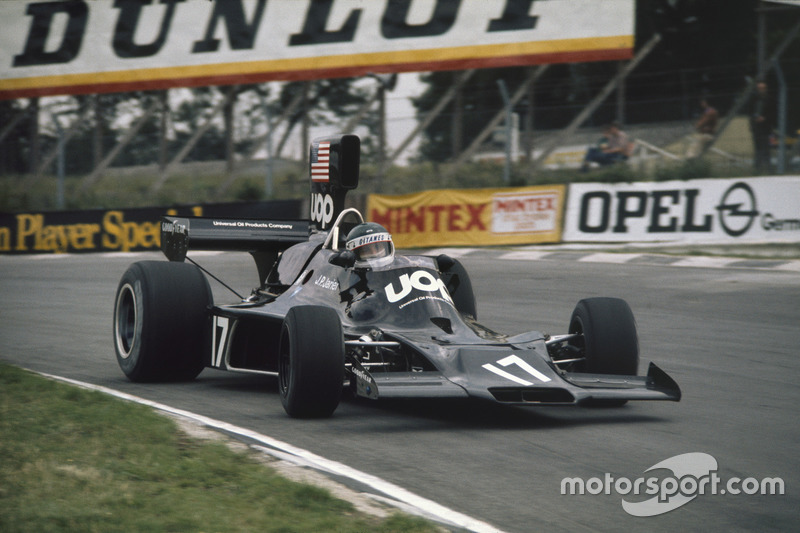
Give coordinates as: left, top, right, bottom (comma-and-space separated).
368, 186, 565, 248
0, 0, 634, 99
0, 200, 301, 254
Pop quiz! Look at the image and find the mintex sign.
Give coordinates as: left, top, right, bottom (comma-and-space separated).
563, 177, 800, 243
369, 185, 564, 248
0, 0, 634, 99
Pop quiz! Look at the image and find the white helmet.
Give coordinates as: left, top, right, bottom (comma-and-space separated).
345, 223, 394, 268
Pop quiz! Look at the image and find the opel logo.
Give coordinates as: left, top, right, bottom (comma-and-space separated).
716, 182, 758, 237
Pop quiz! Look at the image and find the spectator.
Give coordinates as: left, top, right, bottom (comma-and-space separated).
581, 122, 632, 171
686, 99, 719, 158
749, 81, 775, 173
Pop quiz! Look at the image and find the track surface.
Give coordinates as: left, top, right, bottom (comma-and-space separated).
1, 251, 798, 532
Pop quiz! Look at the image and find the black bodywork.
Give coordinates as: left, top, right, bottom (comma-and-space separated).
140, 134, 680, 415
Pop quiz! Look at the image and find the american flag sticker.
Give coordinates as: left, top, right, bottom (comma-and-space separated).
311, 141, 330, 182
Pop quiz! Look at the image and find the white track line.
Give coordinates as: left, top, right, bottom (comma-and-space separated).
497, 250, 552, 261
776, 261, 800, 272
578, 252, 642, 264
36, 372, 504, 533
670, 256, 740, 269
424, 247, 480, 258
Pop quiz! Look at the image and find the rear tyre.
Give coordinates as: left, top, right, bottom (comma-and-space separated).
113, 261, 211, 382
569, 297, 639, 406
278, 306, 345, 418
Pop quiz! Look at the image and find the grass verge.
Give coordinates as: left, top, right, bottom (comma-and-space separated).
0, 363, 438, 533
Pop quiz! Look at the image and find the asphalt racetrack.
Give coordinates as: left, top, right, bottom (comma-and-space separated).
1, 250, 798, 532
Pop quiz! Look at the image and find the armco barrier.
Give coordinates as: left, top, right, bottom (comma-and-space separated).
563, 176, 800, 244
0, 200, 302, 254
6, 176, 796, 254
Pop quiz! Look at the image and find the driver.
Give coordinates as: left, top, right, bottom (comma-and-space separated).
345, 222, 394, 268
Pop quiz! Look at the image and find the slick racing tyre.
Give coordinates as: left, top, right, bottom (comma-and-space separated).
114, 261, 211, 382
569, 298, 639, 406
569, 297, 639, 375
278, 306, 345, 418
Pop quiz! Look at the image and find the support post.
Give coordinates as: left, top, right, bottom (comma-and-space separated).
150, 88, 235, 195
530, 33, 661, 171
773, 60, 787, 174
706, 17, 800, 155
443, 66, 548, 179
0, 108, 30, 145
384, 69, 476, 170
215, 90, 305, 197
496, 79, 512, 184
76, 98, 162, 197
25, 103, 90, 191
158, 91, 169, 171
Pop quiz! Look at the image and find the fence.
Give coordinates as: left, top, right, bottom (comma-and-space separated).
1, 64, 798, 213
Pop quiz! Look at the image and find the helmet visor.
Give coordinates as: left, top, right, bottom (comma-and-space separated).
347, 232, 393, 262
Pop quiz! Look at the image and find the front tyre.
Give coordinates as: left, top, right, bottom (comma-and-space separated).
569, 297, 639, 375
569, 297, 639, 406
279, 306, 345, 418
113, 261, 211, 382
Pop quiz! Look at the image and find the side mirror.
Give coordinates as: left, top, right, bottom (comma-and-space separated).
436, 254, 456, 272
329, 250, 356, 269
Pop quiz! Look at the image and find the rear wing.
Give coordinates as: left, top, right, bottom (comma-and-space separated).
161, 216, 310, 285
161, 217, 310, 262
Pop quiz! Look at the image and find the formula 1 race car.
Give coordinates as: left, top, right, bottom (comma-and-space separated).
113, 134, 680, 418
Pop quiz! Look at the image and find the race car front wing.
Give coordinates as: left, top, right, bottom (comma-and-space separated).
486, 363, 681, 405
347, 339, 681, 406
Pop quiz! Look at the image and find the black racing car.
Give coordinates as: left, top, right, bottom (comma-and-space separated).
113, 134, 680, 418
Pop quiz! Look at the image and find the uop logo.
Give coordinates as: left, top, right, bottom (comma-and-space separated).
561, 452, 785, 517
310, 193, 334, 229
384, 270, 453, 305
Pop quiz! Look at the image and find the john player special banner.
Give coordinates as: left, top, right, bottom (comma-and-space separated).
0, 0, 634, 99
0, 200, 302, 254
368, 185, 565, 248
